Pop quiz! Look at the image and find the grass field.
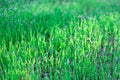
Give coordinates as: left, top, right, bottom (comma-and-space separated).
0, 0, 120, 80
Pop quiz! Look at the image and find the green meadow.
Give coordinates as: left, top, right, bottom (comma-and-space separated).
0, 0, 120, 80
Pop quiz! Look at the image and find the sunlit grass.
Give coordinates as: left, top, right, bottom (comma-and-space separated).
0, 0, 120, 80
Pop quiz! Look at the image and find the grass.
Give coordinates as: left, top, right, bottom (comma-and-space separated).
0, 0, 120, 80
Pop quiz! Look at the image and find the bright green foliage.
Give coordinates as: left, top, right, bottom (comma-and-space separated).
0, 0, 120, 80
